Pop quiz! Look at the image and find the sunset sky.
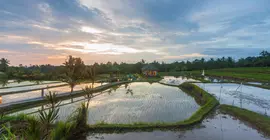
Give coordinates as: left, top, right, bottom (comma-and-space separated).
1, 0, 270, 65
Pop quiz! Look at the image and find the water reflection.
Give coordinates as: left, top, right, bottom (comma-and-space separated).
0, 82, 105, 104
12, 82, 200, 124
0, 78, 8, 87
196, 83, 270, 115
160, 76, 198, 86
86, 110, 270, 140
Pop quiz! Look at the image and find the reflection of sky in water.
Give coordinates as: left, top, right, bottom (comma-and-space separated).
0, 82, 66, 93
87, 112, 269, 140
1, 83, 104, 104
13, 82, 199, 124
195, 83, 270, 115
0, 81, 60, 88
160, 76, 198, 86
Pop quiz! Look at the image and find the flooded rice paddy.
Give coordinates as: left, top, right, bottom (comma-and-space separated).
160, 76, 198, 86
87, 110, 270, 140
0, 80, 61, 88
195, 83, 270, 115
0, 82, 104, 104
12, 82, 199, 124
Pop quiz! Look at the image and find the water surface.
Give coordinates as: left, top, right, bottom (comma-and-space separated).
87, 111, 270, 140
0, 83, 104, 104
160, 76, 198, 86
13, 82, 199, 124
195, 83, 270, 115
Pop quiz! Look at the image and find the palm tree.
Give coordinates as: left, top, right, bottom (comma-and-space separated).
85, 65, 96, 87
63, 56, 85, 102
0, 58, 10, 72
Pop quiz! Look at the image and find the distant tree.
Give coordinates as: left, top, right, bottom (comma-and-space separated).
141, 59, 145, 64
260, 50, 270, 57
0, 58, 10, 72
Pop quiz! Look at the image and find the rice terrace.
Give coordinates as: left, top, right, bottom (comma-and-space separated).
1, 0, 270, 140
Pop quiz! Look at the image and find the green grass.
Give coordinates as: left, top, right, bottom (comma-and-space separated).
189, 67, 270, 82
219, 105, 270, 135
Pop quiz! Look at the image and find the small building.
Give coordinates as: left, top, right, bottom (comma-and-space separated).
141, 64, 158, 77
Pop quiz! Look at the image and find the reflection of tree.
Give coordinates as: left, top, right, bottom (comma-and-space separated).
124, 83, 130, 89
112, 85, 121, 92
108, 89, 112, 95
30, 80, 42, 85
0, 78, 8, 87
148, 81, 154, 85
107, 85, 121, 95
209, 77, 215, 82
16, 79, 22, 84
125, 84, 134, 96
126, 89, 134, 96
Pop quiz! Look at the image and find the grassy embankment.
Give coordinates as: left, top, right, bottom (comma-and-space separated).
87, 82, 219, 131
219, 105, 270, 135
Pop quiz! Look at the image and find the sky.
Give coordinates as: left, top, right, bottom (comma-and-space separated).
1, 0, 270, 66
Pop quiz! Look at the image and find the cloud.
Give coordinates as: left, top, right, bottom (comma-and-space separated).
57, 42, 159, 55
0, 50, 10, 53
1, 0, 270, 65
160, 53, 208, 60
47, 55, 67, 60
80, 26, 103, 34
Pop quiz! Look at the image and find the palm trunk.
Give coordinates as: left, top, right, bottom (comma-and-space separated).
70, 87, 74, 103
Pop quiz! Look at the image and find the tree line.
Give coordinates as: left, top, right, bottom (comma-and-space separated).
0, 50, 269, 80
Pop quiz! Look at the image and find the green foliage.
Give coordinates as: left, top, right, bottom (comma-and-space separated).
74, 103, 88, 128
0, 58, 10, 73
83, 85, 94, 108
23, 119, 42, 140
38, 108, 59, 127
50, 121, 74, 140
85, 66, 96, 85
3, 50, 270, 81
0, 124, 16, 140
45, 91, 61, 109
63, 55, 85, 94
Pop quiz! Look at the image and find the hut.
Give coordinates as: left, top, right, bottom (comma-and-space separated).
141, 64, 158, 77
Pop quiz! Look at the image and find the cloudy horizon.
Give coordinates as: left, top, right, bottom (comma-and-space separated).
1, 0, 270, 66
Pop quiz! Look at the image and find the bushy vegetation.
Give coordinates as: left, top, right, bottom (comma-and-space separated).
1, 50, 269, 81
0, 87, 94, 139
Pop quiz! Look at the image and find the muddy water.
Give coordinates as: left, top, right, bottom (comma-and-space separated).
195, 83, 270, 115
160, 76, 198, 86
0, 83, 105, 104
87, 111, 270, 140
12, 82, 199, 124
